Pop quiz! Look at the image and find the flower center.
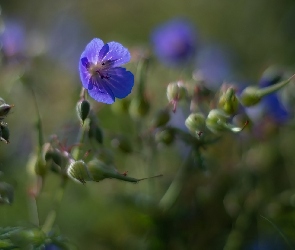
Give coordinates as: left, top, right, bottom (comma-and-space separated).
89, 64, 110, 79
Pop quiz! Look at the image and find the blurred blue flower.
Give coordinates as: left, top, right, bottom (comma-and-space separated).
79, 38, 134, 104
194, 44, 233, 90
47, 13, 91, 70
151, 18, 197, 66
245, 237, 287, 250
259, 68, 289, 124
45, 244, 61, 250
0, 19, 25, 57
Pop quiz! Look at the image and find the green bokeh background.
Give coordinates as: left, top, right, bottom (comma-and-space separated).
1, 0, 295, 249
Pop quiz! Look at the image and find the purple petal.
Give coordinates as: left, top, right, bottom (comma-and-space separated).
98, 44, 109, 61
103, 67, 134, 98
88, 77, 115, 104
100, 42, 131, 67
79, 62, 91, 89
81, 57, 90, 69
80, 38, 104, 64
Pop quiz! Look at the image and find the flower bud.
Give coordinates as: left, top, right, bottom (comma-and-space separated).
129, 96, 150, 119
0, 182, 14, 204
206, 109, 247, 134
88, 119, 103, 144
155, 128, 175, 145
0, 103, 13, 120
167, 81, 187, 103
67, 160, 91, 184
111, 135, 133, 153
10, 228, 46, 248
239, 86, 261, 107
240, 74, 295, 107
0, 125, 9, 143
218, 87, 239, 115
34, 155, 47, 177
76, 99, 90, 124
185, 113, 205, 134
151, 109, 170, 128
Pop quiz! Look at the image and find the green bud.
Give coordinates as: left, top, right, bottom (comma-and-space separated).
151, 109, 170, 128
0, 182, 14, 204
239, 86, 261, 107
185, 113, 205, 134
167, 81, 187, 102
218, 87, 239, 115
155, 128, 175, 145
67, 160, 91, 184
0, 103, 13, 120
129, 96, 150, 119
0, 125, 9, 143
111, 135, 133, 153
87, 158, 140, 183
240, 74, 295, 107
34, 155, 47, 177
206, 109, 247, 134
10, 228, 46, 248
76, 99, 90, 124
88, 119, 103, 144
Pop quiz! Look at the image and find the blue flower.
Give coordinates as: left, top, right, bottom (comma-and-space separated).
151, 18, 197, 66
259, 67, 289, 124
0, 20, 25, 57
79, 38, 134, 104
194, 44, 233, 90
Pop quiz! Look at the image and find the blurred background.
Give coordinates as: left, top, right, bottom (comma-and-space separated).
1, 0, 295, 249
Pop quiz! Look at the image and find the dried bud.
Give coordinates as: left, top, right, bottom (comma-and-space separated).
0, 125, 9, 143
167, 81, 187, 103
151, 109, 170, 128
185, 113, 205, 134
155, 128, 175, 145
111, 135, 133, 153
0, 182, 14, 205
67, 160, 91, 184
129, 96, 150, 119
76, 99, 90, 124
218, 87, 239, 115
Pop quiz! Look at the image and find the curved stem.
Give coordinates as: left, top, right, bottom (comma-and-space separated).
159, 148, 193, 211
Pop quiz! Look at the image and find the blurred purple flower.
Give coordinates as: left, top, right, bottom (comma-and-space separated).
245, 237, 287, 250
151, 18, 197, 66
45, 244, 61, 250
194, 45, 233, 90
79, 38, 134, 104
259, 68, 289, 124
0, 20, 25, 57
47, 13, 90, 70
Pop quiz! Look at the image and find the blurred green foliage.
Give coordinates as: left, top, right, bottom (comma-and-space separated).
1, 0, 295, 249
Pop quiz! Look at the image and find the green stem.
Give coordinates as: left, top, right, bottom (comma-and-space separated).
258, 74, 295, 98
159, 149, 193, 211
41, 177, 67, 234
42, 89, 89, 233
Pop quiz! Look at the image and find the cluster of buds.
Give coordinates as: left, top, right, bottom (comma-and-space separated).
0, 98, 14, 143
165, 72, 295, 139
